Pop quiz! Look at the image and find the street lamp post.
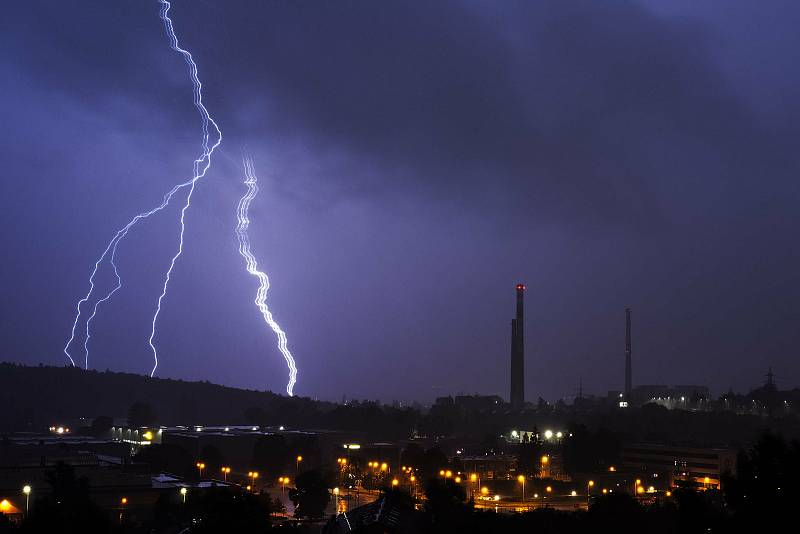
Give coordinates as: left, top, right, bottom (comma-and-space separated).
587, 480, 594, 506
196, 462, 205, 478
247, 471, 259, 489
180, 487, 187, 504
296, 456, 303, 472
221, 467, 231, 482
22, 485, 31, 514
517, 475, 525, 502
333, 487, 339, 513
119, 497, 127, 524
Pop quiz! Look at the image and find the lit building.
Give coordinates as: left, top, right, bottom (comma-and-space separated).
621, 443, 736, 489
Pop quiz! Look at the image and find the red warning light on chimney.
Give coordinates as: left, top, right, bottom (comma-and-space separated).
516, 284, 526, 290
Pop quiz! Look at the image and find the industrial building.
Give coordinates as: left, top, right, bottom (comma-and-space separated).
621, 443, 736, 489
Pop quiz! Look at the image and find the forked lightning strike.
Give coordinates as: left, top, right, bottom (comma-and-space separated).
236, 156, 298, 396
64, 0, 221, 376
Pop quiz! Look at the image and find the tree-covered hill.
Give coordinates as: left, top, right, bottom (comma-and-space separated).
0, 362, 331, 431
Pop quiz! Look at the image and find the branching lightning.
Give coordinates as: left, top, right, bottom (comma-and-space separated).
64, 0, 221, 376
236, 156, 298, 396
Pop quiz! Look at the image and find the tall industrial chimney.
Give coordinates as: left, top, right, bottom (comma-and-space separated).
510, 284, 526, 408
624, 307, 632, 398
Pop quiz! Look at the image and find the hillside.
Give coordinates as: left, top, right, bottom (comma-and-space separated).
0, 362, 333, 431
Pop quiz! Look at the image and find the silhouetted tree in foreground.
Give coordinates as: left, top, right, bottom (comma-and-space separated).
422, 477, 471, 532
152, 486, 280, 533
289, 469, 331, 518
20, 463, 111, 534
723, 431, 800, 532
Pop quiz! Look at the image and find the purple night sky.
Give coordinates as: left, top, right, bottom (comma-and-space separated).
1, 1, 799, 403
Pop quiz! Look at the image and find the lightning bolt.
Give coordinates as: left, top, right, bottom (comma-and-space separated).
64, 0, 221, 377
236, 156, 298, 396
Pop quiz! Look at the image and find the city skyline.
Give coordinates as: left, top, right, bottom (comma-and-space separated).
2, 0, 800, 403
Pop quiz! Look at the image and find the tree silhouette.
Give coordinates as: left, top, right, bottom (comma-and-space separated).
289, 469, 331, 518
127, 401, 157, 428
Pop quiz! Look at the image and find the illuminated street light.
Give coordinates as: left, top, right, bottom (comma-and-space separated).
544, 430, 553, 440
392, 479, 399, 487
381, 462, 389, 472
609, 466, 616, 472
196, 462, 205, 478
481, 486, 489, 496
439, 470, 445, 477
22, 485, 31, 514
517, 475, 526, 501
221, 466, 231, 482
180, 487, 187, 503
445, 470, 452, 478
454, 476, 461, 483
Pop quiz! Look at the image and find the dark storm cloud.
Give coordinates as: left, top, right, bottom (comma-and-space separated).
5, 0, 793, 226
182, 0, 798, 230
2, 0, 799, 400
